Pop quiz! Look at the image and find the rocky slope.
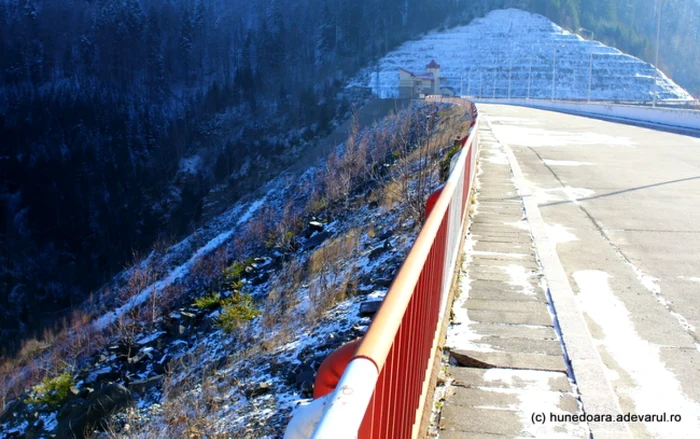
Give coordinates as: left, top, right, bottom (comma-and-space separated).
0, 102, 472, 439
351, 9, 694, 102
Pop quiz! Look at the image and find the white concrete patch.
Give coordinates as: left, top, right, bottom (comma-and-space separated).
545, 223, 579, 245
543, 159, 593, 166
500, 264, 536, 295
491, 125, 636, 148
574, 270, 700, 439
482, 369, 589, 438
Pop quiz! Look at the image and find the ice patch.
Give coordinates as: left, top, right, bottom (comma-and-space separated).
545, 223, 579, 245
574, 270, 700, 438
485, 116, 542, 126
543, 159, 593, 166
483, 368, 556, 388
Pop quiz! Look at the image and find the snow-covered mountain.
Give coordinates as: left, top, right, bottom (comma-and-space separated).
351, 9, 693, 102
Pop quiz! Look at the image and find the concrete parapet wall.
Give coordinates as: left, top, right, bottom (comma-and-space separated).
473, 98, 700, 132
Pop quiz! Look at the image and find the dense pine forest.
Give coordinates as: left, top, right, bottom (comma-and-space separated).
1, 0, 698, 354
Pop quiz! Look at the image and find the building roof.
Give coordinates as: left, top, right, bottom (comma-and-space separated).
399, 67, 435, 80
426, 60, 441, 69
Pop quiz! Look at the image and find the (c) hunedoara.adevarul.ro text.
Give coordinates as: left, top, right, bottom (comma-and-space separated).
531, 412, 682, 424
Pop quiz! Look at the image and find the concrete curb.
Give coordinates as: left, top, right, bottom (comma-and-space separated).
488, 117, 633, 439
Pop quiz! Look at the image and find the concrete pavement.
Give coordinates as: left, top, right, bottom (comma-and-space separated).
437, 105, 700, 438
438, 123, 591, 439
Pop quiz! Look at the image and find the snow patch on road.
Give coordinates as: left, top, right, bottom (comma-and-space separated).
491, 125, 636, 148
505, 219, 529, 231
530, 185, 595, 205
471, 250, 527, 259
574, 270, 700, 439
482, 369, 589, 438
486, 116, 542, 126
629, 265, 696, 333
446, 235, 497, 353
543, 159, 593, 166
545, 223, 579, 245
679, 276, 700, 284
484, 148, 509, 165
500, 264, 536, 295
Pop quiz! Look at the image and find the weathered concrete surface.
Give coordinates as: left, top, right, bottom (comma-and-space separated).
480, 104, 700, 438
438, 124, 589, 439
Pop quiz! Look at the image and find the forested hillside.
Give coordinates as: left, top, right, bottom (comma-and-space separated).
0, 0, 698, 354
0, 0, 462, 353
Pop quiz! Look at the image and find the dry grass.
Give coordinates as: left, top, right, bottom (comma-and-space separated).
1, 101, 472, 434
265, 200, 304, 252
0, 261, 182, 410
377, 104, 469, 222
261, 259, 305, 331
308, 229, 360, 276
190, 247, 228, 292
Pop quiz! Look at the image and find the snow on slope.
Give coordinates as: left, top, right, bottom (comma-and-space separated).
350, 9, 693, 102
94, 196, 268, 330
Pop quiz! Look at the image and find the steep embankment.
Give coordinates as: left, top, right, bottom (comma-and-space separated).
350, 9, 694, 102
0, 101, 472, 438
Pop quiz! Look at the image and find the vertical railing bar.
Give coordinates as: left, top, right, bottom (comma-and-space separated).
394, 323, 406, 438
387, 344, 396, 439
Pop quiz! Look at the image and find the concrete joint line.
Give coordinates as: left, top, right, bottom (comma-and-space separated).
485, 118, 633, 439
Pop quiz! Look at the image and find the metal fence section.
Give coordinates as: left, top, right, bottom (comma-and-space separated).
310, 97, 479, 439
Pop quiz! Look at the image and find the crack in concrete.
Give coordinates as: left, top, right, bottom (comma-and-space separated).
528, 146, 700, 346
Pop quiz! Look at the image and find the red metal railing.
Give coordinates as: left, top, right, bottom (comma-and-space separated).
309, 98, 479, 439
